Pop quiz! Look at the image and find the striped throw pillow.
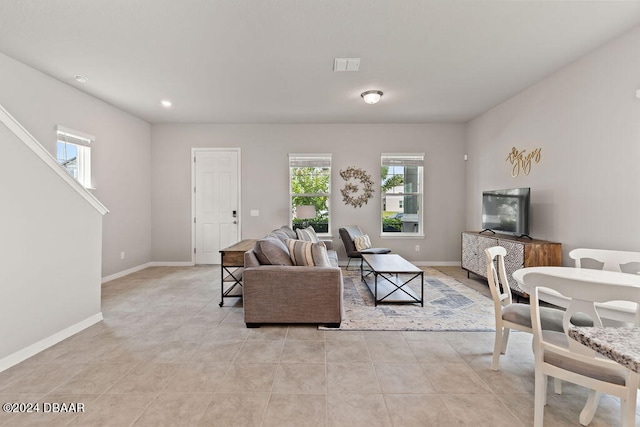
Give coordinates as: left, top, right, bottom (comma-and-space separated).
353, 234, 371, 251
296, 226, 319, 243
286, 239, 331, 267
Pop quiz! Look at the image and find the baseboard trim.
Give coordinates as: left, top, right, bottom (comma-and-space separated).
0, 312, 103, 373
102, 262, 196, 284
101, 262, 152, 283
102, 262, 197, 284
338, 260, 461, 267
148, 262, 196, 267
414, 261, 462, 267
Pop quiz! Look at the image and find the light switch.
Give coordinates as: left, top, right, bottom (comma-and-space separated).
250, 210, 259, 217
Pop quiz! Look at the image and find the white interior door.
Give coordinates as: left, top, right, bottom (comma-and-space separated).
194, 149, 240, 264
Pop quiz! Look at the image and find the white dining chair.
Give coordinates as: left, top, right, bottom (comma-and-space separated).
484, 246, 592, 371
569, 248, 640, 274
524, 272, 640, 427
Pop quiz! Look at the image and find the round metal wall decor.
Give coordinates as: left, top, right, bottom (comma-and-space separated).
340, 166, 374, 208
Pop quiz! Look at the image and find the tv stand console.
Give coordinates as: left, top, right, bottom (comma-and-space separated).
461, 231, 562, 297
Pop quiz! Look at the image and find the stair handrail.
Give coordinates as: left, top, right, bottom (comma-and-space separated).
0, 103, 108, 215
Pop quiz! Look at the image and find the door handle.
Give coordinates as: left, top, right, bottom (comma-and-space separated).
233, 220, 237, 224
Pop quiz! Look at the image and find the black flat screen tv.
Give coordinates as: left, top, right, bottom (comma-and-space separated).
482, 187, 530, 237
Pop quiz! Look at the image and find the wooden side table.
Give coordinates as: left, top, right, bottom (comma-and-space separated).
219, 239, 257, 307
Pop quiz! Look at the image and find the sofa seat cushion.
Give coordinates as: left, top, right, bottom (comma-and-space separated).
327, 250, 338, 268
255, 236, 293, 266
286, 239, 331, 267
360, 248, 392, 255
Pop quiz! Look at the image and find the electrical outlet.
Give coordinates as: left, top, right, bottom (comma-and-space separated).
120, 251, 125, 260
415, 245, 420, 252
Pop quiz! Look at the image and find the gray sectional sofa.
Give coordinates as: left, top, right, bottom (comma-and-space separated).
243, 226, 343, 328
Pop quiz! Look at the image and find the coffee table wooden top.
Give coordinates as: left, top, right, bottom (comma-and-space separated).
362, 254, 422, 274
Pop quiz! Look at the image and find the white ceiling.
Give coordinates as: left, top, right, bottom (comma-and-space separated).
1, 1, 640, 124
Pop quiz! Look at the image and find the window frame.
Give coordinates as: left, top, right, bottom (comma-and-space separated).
289, 153, 332, 236
56, 126, 94, 189
380, 153, 425, 237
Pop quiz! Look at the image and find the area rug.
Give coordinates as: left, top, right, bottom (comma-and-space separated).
320, 267, 496, 331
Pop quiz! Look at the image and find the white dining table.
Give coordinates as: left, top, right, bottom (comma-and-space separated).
512, 266, 640, 324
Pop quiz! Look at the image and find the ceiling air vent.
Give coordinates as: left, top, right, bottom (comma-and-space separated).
333, 58, 360, 72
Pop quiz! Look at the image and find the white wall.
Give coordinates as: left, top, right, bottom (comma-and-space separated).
466, 26, 640, 261
151, 123, 467, 264
0, 53, 152, 277
0, 122, 103, 365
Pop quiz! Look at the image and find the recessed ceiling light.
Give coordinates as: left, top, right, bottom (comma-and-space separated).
361, 90, 383, 104
160, 99, 173, 108
74, 75, 88, 83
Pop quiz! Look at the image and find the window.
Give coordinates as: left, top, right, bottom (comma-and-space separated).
289, 153, 331, 234
56, 126, 94, 188
381, 153, 424, 235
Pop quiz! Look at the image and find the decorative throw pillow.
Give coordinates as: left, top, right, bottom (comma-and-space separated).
254, 237, 293, 266
353, 234, 372, 251
285, 239, 331, 267
296, 226, 319, 243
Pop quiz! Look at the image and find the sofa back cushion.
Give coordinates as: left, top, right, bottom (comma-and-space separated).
268, 229, 290, 244
254, 236, 293, 266
286, 239, 331, 267
278, 225, 298, 239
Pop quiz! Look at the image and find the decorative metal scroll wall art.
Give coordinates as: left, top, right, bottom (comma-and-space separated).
340, 166, 374, 208
506, 147, 542, 177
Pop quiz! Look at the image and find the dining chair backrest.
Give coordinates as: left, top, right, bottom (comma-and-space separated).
524, 272, 640, 349
485, 246, 512, 309
524, 271, 640, 427
569, 248, 640, 274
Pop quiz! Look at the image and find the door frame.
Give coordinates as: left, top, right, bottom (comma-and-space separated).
191, 147, 242, 264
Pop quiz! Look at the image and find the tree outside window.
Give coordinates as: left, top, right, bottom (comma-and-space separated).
289, 154, 331, 233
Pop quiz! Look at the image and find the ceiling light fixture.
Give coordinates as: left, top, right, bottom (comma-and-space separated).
160, 99, 173, 108
74, 75, 88, 83
361, 90, 383, 104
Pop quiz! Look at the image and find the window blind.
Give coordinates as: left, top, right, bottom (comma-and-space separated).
289, 153, 332, 168
381, 153, 424, 167
56, 125, 94, 147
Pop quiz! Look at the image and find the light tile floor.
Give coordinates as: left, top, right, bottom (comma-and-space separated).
0, 265, 636, 426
